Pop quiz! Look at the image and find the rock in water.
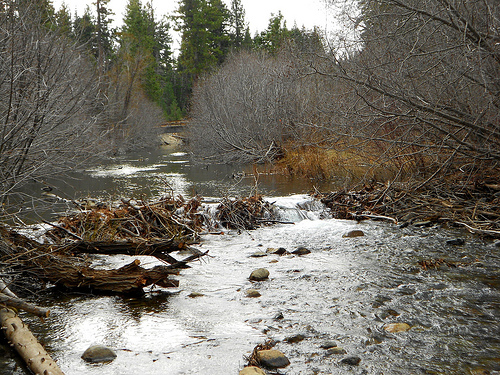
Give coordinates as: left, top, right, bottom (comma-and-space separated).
81, 345, 117, 363
340, 356, 361, 365
284, 334, 306, 343
320, 341, 337, 349
325, 347, 347, 355
239, 366, 266, 375
292, 247, 311, 255
246, 289, 261, 298
384, 322, 411, 333
256, 349, 290, 368
249, 268, 270, 281
343, 230, 365, 238
266, 247, 287, 255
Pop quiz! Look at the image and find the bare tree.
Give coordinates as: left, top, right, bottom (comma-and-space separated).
189, 49, 309, 163
0, 1, 104, 207
316, 0, 500, 178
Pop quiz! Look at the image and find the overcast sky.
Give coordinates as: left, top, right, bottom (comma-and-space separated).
52, 0, 335, 37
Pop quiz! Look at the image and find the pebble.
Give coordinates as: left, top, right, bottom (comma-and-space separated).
320, 341, 337, 349
384, 322, 411, 333
267, 247, 288, 255
256, 349, 290, 369
292, 247, 311, 255
326, 347, 347, 355
250, 268, 270, 281
273, 312, 284, 320
246, 289, 261, 298
251, 251, 267, 257
239, 366, 266, 375
188, 292, 204, 298
284, 334, 306, 343
81, 345, 117, 363
340, 356, 361, 365
343, 230, 365, 238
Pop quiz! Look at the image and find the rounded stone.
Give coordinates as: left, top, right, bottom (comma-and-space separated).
340, 356, 361, 365
284, 333, 306, 343
246, 289, 261, 298
250, 251, 267, 258
266, 247, 287, 255
239, 366, 266, 375
292, 247, 311, 255
320, 341, 337, 349
384, 322, 411, 333
325, 347, 347, 355
249, 268, 270, 281
188, 292, 204, 298
256, 349, 290, 368
343, 230, 365, 238
81, 345, 117, 363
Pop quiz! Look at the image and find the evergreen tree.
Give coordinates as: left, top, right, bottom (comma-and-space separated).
175, 0, 230, 108
254, 11, 289, 54
73, 7, 96, 52
118, 0, 179, 119
94, 0, 114, 69
54, 3, 72, 36
228, 0, 245, 49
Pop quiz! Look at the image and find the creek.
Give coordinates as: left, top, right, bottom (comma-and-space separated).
1, 142, 499, 374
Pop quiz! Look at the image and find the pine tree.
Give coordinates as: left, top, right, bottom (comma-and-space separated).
228, 0, 246, 49
118, 0, 178, 119
73, 7, 96, 52
254, 11, 289, 54
54, 3, 72, 36
175, 0, 230, 108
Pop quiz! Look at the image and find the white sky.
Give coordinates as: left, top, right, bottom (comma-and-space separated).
52, 0, 335, 37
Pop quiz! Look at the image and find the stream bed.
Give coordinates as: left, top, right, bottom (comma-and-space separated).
2, 144, 499, 374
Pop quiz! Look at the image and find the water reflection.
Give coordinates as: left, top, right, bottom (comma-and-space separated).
30, 143, 332, 204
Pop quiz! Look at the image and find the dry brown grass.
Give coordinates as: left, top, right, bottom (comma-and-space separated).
273, 144, 392, 183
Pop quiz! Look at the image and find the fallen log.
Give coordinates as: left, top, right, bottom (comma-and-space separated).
62, 238, 188, 258
33, 256, 180, 294
0, 307, 64, 375
0, 293, 50, 318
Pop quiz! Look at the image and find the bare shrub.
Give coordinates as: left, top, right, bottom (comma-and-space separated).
188, 49, 302, 163
0, 3, 105, 205
318, 0, 500, 180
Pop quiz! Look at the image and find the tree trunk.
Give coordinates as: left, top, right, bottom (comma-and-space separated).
0, 308, 65, 375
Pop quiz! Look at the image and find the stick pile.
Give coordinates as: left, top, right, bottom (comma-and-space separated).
318, 178, 500, 237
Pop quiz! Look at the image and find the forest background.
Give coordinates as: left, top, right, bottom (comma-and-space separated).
1, 0, 499, 220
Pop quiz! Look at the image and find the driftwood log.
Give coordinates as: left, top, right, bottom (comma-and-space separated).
33, 256, 180, 294
0, 308, 64, 375
0, 223, 207, 294
0, 293, 50, 318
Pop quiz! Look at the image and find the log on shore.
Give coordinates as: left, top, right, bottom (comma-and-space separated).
0, 308, 65, 375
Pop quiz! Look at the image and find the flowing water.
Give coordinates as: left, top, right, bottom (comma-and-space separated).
1, 143, 499, 375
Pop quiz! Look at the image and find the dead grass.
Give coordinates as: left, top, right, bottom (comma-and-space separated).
273, 144, 392, 183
